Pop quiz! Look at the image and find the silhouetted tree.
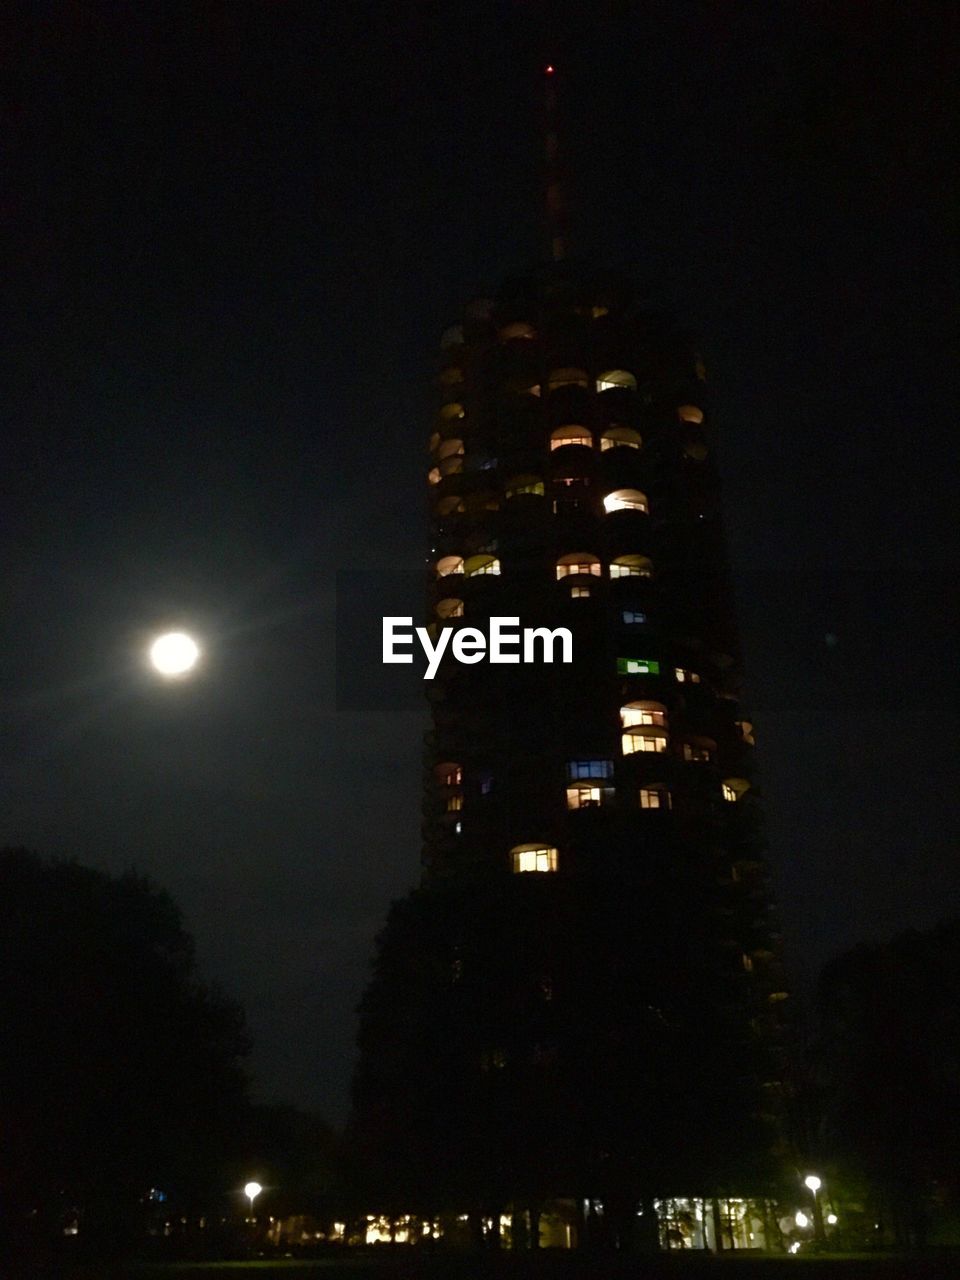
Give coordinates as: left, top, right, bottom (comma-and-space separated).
0, 848, 251, 1254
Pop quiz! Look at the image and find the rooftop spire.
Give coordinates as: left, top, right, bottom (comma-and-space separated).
543, 62, 569, 262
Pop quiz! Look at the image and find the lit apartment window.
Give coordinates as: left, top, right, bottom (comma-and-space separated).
435, 555, 464, 578
499, 321, 537, 341
428, 467, 441, 485
723, 777, 751, 802
446, 794, 464, 812
622, 730, 667, 755
674, 667, 701, 684
621, 701, 667, 728
683, 742, 713, 763
435, 597, 464, 620
610, 555, 653, 579
511, 844, 559, 873
439, 366, 464, 387
556, 552, 601, 579
603, 489, 649, 514
568, 760, 614, 780
550, 425, 593, 450
736, 720, 756, 745
464, 554, 501, 576
742, 953, 754, 972
547, 367, 589, 392
622, 609, 646, 624
616, 657, 660, 675
438, 401, 465, 423
505, 476, 545, 498
596, 369, 637, 392
436, 496, 465, 515
570, 585, 591, 599
677, 403, 704, 425
639, 786, 671, 810
566, 785, 606, 809
436, 438, 464, 462
600, 426, 641, 450
434, 762, 462, 787
438, 455, 464, 477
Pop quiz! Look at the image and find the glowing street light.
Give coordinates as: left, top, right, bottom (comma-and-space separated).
803, 1173, 825, 1241
149, 631, 200, 677
795, 1211, 809, 1228
244, 1181, 263, 1216
804, 1174, 822, 1193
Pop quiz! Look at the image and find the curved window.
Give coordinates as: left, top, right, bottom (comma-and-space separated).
639, 785, 671, 810
511, 843, 558, 873
597, 369, 637, 393
505, 475, 544, 499
464, 554, 501, 577
566, 785, 607, 810
556, 552, 601, 580
439, 455, 464, 477
603, 488, 649, 514
437, 438, 464, 462
610, 554, 653, 579
567, 759, 614, 781
436, 495, 465, 516
550, 425, 593, 450
622, 728, 667, 755
678, 404, 704, 425
436, 597, 464, 620
547, 367, 589, 392
621, 700, 667, 728
682, 739, 715, 763
428, 432, 441, 453
440, 324, 464, 349
722, 777, 751, 802
499, 321, 537, 341
435, 555, 464, 579
507, 373, 541, 397
736, 721, 756, 746
434, 762, 462, 786
439, 366, 464, 388
600, 426, 641, 451
428, 467, 441, 486
439, 401, 466, 423
674, 667, 701, 684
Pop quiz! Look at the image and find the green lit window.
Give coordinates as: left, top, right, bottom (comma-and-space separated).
617, 657, 660, 676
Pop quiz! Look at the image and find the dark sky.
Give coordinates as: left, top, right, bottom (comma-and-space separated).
2, 0, 957, 1123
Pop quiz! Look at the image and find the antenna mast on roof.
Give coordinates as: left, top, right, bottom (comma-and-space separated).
543, 62, 569, 262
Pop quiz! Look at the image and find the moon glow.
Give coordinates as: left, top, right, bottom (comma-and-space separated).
150, 631, 200, 677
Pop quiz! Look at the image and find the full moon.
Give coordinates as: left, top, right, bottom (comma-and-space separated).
149, 631, 200, 677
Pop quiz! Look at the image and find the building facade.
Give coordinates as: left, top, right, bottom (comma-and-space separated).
353, 263, 786, 1249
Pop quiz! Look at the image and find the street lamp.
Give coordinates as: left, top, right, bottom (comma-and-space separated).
803, 1174, 825, 1242
244, 1181, 263, 1218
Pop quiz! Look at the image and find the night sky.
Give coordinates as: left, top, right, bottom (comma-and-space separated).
3, 1, 957, 1123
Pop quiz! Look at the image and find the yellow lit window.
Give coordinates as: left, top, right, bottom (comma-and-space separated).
499, 321, 537, 341
609, 555, 653, 578
435, 555, 464, 578
639, 786, 671, 810
464, 555, 500, 576
677, 403, 704, 424
511, 844, 559, 873
547, 367, 590, 392
566, 785, 605, 809
621, 701, 667, 728
683, 743, 712, 762
556, 553, 601, 579
446, 794, 464, 812
674, 667, 701, 684
435, 598, 464, 620
505, 476, 544, 499
428, 467, 441, 485
600, 426, 641, 450
722, 783, 737, 802
596, 369, 637, 392
603, 489, 649, 514
622, 731, 667, 755
570, 585, 591, 599
723, 777, 751, 802
550, 425, 593, 450
435, 762, 462, 787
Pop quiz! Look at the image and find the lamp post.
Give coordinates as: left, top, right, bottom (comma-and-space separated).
244, 1181, 263, 1220
803, 1175, 825, 1243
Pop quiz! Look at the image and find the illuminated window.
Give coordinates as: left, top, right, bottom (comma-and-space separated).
556, 552, 601, 579
438, 401, 465, 423
439, 366, 464, 388
566, 785, 606, 809
436, 496, 465, 515
674, 667, 701, 684
603, 489, 649, 514
511, 843, 559, 873
622, 609, 646, 624
428, 467, 441, 485
499, 321, 537, 341
639, 786, 671, 810
464, 554, 501, 577
621, 700, 667, 728
622, 729, 667, 755
434, 763, 462, 786
742, 953, 754, 972
570, 585, 591, 599
677, 404, 704, 425
736, 720, 756, 745
568, 760, 613, 780
596, 369, 637, 392
547, 367, 589, 392
683, 742, 713, 763
435, 555, 464, 578
555, 475, 589, 488
505, 475, 544, 499
722, 777, 751, 802
610, 555, 653, 579
616, 657, 660, 675
438, 455, 464, 477
446, 794, 463, 812
550, 425, 593, 450
600, 426, 641, 451
435, 597, 464, 620
454, 820, 463, 834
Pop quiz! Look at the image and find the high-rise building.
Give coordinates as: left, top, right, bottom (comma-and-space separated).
352, 263, 787, 1249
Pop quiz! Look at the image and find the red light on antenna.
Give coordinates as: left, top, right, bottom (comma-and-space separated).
545, 64, 555, 75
